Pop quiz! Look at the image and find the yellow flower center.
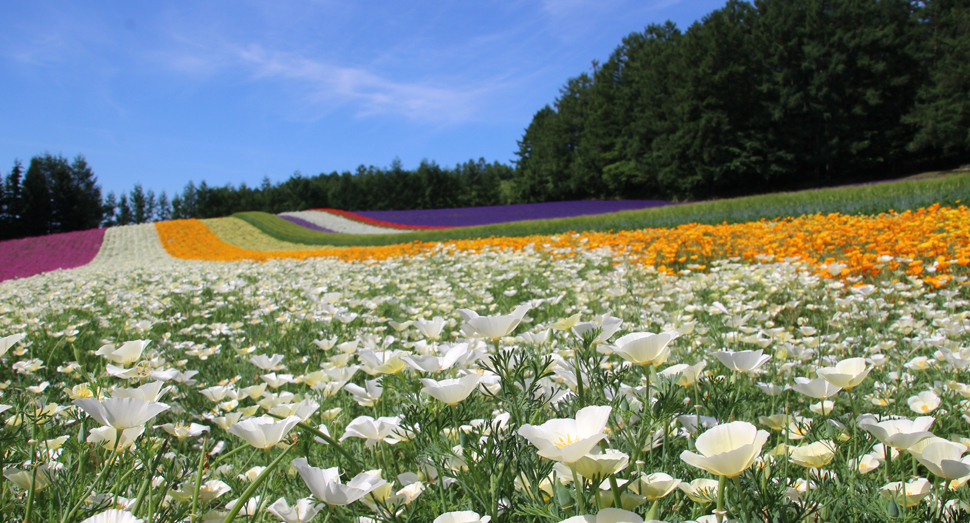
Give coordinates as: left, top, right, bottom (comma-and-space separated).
555, 435, 578, 448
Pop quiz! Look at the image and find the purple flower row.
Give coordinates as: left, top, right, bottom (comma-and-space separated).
355, 200, 675, 228
0, 228, 106, 283
278, 215, 336, 233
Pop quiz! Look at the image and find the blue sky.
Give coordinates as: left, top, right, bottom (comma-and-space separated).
1, 0, 725, 199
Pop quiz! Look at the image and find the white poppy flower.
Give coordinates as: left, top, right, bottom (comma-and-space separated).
291, 458, 386, 506
680, 421, 769, 478
227, 415, 301, 449
517, 405, 612, 464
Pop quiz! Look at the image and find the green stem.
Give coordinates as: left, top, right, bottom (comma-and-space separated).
220, 444, 293, 523
608, 474, 623, 510
884, 444, 893, 484
210, 441, 250, 467
575, 351, 586, 408
110, 462, 142, 500
571, 466, 586, 515
644, 367, 652, 410
935, 477, 949, 522
24, 462, 38, 523
716, 475, 726, 523
191, 438, 208, 523
61, 433, 123, 523
692, 383, 701, 446
733, 475, 751, 523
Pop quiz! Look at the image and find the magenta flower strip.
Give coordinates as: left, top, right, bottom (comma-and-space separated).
0, 228, 106, 283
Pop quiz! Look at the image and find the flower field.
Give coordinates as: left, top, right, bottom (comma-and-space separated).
0, 228, 105, 282
278, 216, 337, 234
2, 202, 970, 523
280, 211, 414, 235
355, 200, 675, 228
202, 218, 324, 253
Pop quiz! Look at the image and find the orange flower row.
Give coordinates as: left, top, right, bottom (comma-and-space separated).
155, 204, 970, 286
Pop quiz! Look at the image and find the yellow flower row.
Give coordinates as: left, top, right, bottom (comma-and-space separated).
202, 217, 321, 252
155, 204, 970, 285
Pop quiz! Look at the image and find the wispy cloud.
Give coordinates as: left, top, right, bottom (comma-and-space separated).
232, 44, 490, 123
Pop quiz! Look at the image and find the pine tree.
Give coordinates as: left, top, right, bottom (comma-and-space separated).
146, 189, 157, 223
130, 184, 148, 224
156, 191, 171, 221
21, 157, 53, 237
47, 153, 77, 233
906, 0, 970, 157
102, 191, 118, 227
70, 155, 103, 230
2, 160, 24, 239
117, 194, 133, 225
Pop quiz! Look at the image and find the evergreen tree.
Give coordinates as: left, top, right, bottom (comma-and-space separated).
592, 22, 684, 198
753, 0, 920, 186
156, 191, 171, 221
102, 191, 118, 227
69, 155, 103, 230
146, 189, 157, 223
515, 105, 570, 202
181, 181, 198, 218
170, 194, 185, 219
48, 153, 79, 233
21, 157, 53, 237
130, 184, 148, 223
2, 160, 24, 239
906, 0, 970, 157
117, 194, 133, 225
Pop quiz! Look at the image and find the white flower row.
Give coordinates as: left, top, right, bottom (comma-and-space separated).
84, 224, 178, 269
279, 211, 410, 235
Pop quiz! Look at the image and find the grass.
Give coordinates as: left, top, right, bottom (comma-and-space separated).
234, 170, 970, 247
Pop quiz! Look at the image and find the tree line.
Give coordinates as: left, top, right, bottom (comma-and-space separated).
514, 0, 970, 201
3, 0, 968, 240
162, 158, 516, 220
0, 156, 515, 240
0, 154, 102, 240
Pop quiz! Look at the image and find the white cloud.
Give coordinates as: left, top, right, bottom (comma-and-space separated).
233, 44, 483, 123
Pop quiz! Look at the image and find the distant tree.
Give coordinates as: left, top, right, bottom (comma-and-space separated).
156, 191, 171, 221
515, 105, 571, 202
44, 153, 102, 232
2, 160, 24, 239
906, 0, 970, 157
170, 194, 185, 219
130, 184, 148, 224
21, 157, 53, 237
117, 194, 133, 225
146, 189, 157, 223
180, 181, 198, 218
102, 191, 118, 227
68, 154, 103, 230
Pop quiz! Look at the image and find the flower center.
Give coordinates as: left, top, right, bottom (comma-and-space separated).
555, 434, 578, 448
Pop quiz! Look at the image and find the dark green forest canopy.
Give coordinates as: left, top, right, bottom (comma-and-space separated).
516, 0, 970, 202
2, 0, 968, 238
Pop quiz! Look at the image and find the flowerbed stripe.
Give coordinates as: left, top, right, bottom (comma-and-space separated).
278, 211, 409, 235
202, 217, 323, 252
0, 228, 105, 283
155, 205, 970, 287
277, 215, 337, 233
354, 199, 676, 227
307, 208, 452, 230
